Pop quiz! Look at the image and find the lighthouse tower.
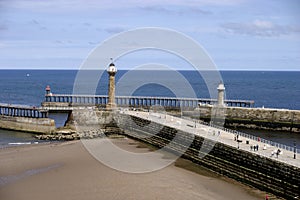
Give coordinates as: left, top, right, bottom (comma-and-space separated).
45, 85, 51, 96
106, 59, 117, 109
217, 82, 225, 107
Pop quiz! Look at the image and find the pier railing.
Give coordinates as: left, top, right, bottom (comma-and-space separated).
182, 116, 300, 154
44, 94, 255, 108
0, 103, 48, 118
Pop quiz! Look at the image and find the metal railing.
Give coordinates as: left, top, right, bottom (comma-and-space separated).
181, 116, 300, 154
44, 94, 255, 108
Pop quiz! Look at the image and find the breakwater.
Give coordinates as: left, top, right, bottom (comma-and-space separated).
190, 105, 300, 133
35, 109, 113, 140
115, 112, 300, 199
0, 115, 55, 134
0, 103, 55, 134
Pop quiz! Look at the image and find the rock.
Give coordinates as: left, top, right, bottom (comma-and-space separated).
55, 129, 74, 135
65, 135, 74, 140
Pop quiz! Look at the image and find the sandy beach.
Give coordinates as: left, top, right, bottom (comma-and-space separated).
0, 138, 266, 200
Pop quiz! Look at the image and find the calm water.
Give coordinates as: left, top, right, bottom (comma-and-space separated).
237, 128, 300, 146
0, 70, 299, 109
0, 70, 299, 147
0, 129, 38, 148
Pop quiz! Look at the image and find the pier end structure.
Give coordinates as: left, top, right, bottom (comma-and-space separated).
217, 82, 225, 107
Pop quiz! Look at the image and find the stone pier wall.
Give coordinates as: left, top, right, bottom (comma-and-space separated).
64, 109, 117, 134
116, 113, 300, 199
194, 106, 300, 132
69, 109, 114, 127
0, 115, 56, 134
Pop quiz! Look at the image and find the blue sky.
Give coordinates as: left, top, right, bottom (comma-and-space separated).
0, 0, 300, 70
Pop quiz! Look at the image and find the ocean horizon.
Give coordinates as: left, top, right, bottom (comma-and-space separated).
0, 69, 299, 110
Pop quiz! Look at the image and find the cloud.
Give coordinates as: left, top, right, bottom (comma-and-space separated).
104, 27, 126, 34
40, 26, 47, 30
221, 20, 300, 37
3, 0, 243, 13
0, 24, 7, 31
31, 19, 39, 25
28, 19, 48, 30
0, 18, 9, 31
83, 22, 91, 26
140, 6, 212, 16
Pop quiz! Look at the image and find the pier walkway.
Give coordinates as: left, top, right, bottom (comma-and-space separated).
120, 109, 300, 168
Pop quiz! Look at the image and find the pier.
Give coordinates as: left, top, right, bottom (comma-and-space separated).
119, 110, 300, 166
0, 103, 48, 118
0, 103, 55, 134
43, 94, 254, 108
115, 109, 300, 199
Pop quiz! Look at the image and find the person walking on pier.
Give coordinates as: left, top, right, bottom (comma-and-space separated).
276, 149, 281, 158
234, 134, 239, 141
271, 150, 275, 157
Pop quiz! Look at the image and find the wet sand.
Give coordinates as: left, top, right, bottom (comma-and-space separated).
0, 138, 266, 200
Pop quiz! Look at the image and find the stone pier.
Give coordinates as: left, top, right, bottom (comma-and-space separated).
116, 110, 300, 199
196, 105, 300, 132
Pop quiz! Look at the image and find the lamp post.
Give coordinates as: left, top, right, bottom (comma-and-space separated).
237, 139, 241, 149
294, 141, 297, 159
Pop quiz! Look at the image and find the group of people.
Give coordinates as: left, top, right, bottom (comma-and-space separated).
234, 134, 239, 141
231, 131, 285, 159
250, 144, 259, 151
212, 130, 221, 136
250, 143, 282, 158
250, 142, 283, 158
271, 149, 282, 158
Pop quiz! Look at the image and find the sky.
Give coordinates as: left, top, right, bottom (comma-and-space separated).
0, 0, 300, 70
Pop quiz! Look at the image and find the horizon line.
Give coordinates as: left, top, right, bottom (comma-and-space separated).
0, 68, 299, 72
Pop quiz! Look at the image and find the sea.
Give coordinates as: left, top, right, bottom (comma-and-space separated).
0, 70, 300, 148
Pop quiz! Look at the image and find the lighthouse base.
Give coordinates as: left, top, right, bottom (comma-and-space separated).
106, 103, 117, 110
